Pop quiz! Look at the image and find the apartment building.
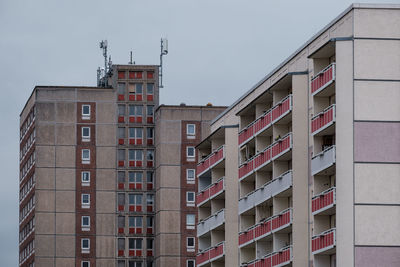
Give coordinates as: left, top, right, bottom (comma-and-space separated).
18, 64, 160, 267
154, 105, 226, 267
196, 4, 400, 267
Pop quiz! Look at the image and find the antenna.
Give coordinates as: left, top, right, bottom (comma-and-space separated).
99, 40, 108, 74
159, 38, 168, 88
129, 51, 133, 64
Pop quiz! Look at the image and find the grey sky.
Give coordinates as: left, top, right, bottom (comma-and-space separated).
0, 0, 392, 265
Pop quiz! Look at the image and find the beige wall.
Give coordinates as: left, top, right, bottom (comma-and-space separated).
355, 206, 400, 246
335, 40, 354, 267
355, 164, 400, 204
354, 81, 400, 121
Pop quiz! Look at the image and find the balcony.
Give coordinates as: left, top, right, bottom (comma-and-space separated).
196, 177, 225, 207
239, 171, 292, 215
312, 228, 336, 255
271, 208, 292, 233
197, 146, 225, 177
311, 104, 335, 136
197, 242, 225, 267
312, 187, 336, 216
242, 246, 292, 267
311, 145, 336, 176
238, 95, 292, 147
197, 209, 225, 237
239, 218, 272, 248
311, 63, 335, 97
239, 134, 292, 181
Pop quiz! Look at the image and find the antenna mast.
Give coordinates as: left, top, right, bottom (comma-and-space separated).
159, 38, 168, 88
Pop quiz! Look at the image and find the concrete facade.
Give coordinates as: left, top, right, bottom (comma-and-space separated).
154, 105, 226, 267
195, 4, 400, 267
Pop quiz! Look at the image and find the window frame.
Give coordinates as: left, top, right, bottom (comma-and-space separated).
82, 149, 90, 164
186, 214, 196, 229
186, 192, 195, 207
186, 259, 195, 267
82, 105, 91, 119
186, 124, 196, 137
186, 169, 195, 184
82, 193, 90, 208
81, 261, 90, 267
186, 237, 195, 252
82, 127, 90, 141
81, 238, 90, 252
81, 216, 90, 230
186, 146, 195, 160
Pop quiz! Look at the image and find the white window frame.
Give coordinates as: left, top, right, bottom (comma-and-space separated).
186, 214, 195, 229
82, 194, 90, 208
186, 146, 195, 161
82, 149, 90, 164
81, 238, 90, 253
186, 169, 195, 184
186, 192, 195, 207
81, 171, 90, 186
81, 216, 90, 231
81, 261, 90, 267
82, 105, 91, 120
82, 127, 90, 142
186, 259, 195, 267
186, 237, 195, 252
186, 124, 196, 138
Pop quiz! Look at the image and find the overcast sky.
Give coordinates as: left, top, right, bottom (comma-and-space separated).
0, 0, 394, 265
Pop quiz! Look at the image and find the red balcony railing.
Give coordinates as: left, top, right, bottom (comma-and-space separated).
197, 242, 225, 267
196, 177, 225, 207
238, 95, 292, 147
239, 218, 272, 248
239, 133, 292, 181
271, 133, 292, 160
271, 95, 292, 122
311, 105, 335, 135
271, 246, 292, 267
311, 63, 335, 95
197, 146, 225, 177
312, 228, 336, 254
312, 187, 336, 215
271, 208, 292, 232
243, 246, 292, 267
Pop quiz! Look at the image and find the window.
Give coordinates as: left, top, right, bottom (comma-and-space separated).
118, 127, 126, 139
146, 171, 154, 190
146, 128, 154, 145
82, 216, 90, 230
82, 105, 90, 119
146, 194, 154, 211
118, 261, 125, 267
81, 171, 90, 185
82, 261, 90, 267
147, 238, 154, 256
82, 127, 90, 141
146, 150, 154, 167
147, 83, 154, 94
136, 84, 143, 96
129, 238, 143, 257
187, 237, 195, 252
187, 124, 195, 137
187, 260, 195, 267
129, 172, 143, 190
129, 261, 143, 267
129, 216, 143, 230
186, 214, 195, 229
82, 149, 90, 164
129, 149, 143, 167
146, 216, 154, 234
118, 193, 125, 211
118, 171, 126, 189
118, 238, 125, 255
81, 238, 90, 253
129, 128, 143, 145
186, 169, 195, 184
129, 194, 142, 212
186, 192, 195, 206
118, 83, 126, 100
186, 146, 195, 161
82, 194, 90, 208
118, 216, 125, 231
146, 105, 154, 123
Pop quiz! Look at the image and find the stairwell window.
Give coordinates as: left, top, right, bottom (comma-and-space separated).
82, 149, 90, 164
186, 169, 195, 184
82, 105, 90, 120
81, 238, 90, 253
187, 124, 195, 138
82, 127, 90, 142
186, 214, 195, 229
187, 237, 195, 252
186, 146, 195, 161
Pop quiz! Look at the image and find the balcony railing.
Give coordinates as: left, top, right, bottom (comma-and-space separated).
238, 95, 292, 147
196, 177, 225, 207
243, 246, 292, 267
239, 208, 292, 248
311, 63, 335, 96
197, 145, 225, 177
239, 171, 292, 215
197, 242, 225, 267
239, 133, 292, 181
197, 209, 225, 237
312, 228, 336, 255
312, 187, 336, 216
311, 104, 335, 136
311, 145, 336, 176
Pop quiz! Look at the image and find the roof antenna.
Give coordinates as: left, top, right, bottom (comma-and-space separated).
159, 38, 168, 88
129, 51, 135, 65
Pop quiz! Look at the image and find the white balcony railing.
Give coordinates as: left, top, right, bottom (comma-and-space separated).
311, 145, 336, 176
197, 209, 225, 237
